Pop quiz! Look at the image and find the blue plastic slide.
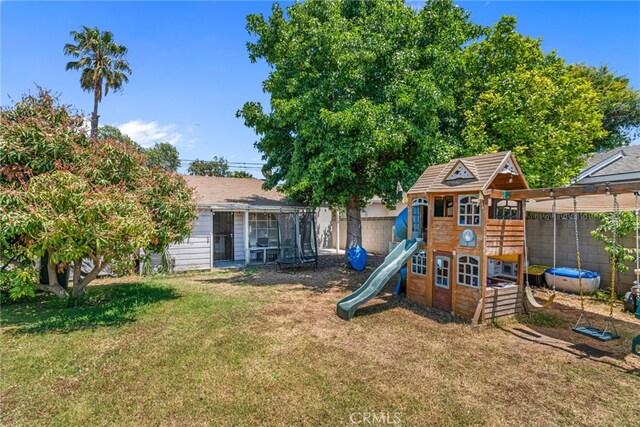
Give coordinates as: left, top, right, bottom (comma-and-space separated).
337, 240, 419, 320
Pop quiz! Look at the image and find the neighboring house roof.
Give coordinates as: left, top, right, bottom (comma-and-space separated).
183, 176, 304, 209
576, 145, 640, 184
408, 151, 528, 194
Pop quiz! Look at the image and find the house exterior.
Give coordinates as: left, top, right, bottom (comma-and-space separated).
576, 145, 640, 185
161, 176, 308, 271
405, 151, 529, 321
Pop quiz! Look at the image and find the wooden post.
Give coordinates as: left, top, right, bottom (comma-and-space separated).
335, 209, 340, 253
479, 196, 489, 324
210, 210, 214, 268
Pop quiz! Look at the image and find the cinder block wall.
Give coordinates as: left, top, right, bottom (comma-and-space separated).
526, 214, 636, 294
322, 217, 394, 255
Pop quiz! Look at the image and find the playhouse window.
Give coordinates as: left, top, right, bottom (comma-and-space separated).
411, 198, 428, 239
457, 255, 480, 287
435, 256, 450, 288
491, 199, 521, 220
458, 195, 480, 226
411, 250, 427, 275
434, 196, 454, 218
249, 213, 278, 247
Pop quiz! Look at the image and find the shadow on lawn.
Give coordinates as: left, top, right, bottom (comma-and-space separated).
505, 299, 640, 370
196, 253, 387, 295
1, 283, 179, 335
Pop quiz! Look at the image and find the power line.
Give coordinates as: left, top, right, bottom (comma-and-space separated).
178, 159, 265, 170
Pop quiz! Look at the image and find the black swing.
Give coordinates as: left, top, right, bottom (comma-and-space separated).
572, 196, 620, 342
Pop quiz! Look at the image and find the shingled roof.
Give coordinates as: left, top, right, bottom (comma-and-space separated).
408, 151, 528, 194
183, 176, 304, 208
577, 145, 640, 184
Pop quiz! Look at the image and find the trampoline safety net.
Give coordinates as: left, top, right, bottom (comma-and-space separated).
275, 212, 319, 270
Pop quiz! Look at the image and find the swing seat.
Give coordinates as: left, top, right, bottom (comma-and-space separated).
525, 285, 555, 308
632, 335, 640, 356
573, 326, 620, 342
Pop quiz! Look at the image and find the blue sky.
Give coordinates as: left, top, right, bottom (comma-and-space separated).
2, 1, 639, 175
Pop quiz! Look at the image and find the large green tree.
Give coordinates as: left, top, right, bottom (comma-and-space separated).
568, 63, 640, 151
460, 17, 606, 187
187, 156, 230, 177
64, 26, 132, 138
0, 90, 197, 299
98, 124, 142, 150
145, 142, 181, 172
239, 0, 480, 247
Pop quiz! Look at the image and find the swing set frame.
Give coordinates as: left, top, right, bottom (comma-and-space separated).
486, 182, 640, 343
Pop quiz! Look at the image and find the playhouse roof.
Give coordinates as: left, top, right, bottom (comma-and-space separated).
408, 151, 528, 194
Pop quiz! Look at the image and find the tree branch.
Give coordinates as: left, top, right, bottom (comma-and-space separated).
72, 256, 109, 297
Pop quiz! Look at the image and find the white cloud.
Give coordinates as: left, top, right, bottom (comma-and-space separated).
117, 119, 183, 147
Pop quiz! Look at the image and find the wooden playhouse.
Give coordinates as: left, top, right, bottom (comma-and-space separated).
405, 151, 529, 322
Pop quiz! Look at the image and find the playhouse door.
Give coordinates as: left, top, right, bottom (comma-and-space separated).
433, 254, 452, 312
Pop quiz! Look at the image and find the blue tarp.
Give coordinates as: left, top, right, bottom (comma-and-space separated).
348, 245, 368, 271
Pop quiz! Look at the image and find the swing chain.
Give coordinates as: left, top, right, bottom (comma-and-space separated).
635, 192, 639, 286
608, 195, 620, 320
552, 197, 557, 292
573, 197, 585, 313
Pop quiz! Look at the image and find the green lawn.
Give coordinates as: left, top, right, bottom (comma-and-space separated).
1, 266, 639, 426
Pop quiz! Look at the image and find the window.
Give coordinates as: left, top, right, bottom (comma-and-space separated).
435, 256, 450, 288
458, 255, 480, 287
411, 250, 427, 275
458, 195, 480, 226
492, 199, 521, 220
434, 196, 454, 218
249, 213, 278, 247
411, 198, 428, 239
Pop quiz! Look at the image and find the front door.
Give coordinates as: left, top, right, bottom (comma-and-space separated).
213, 212, 234, 262
433, 253, 452, 312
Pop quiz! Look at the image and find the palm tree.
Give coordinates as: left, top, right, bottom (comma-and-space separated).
64, 26, 132, 138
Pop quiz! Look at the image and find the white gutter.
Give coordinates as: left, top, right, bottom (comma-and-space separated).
576, 151, 625, 181
578, 171, 640, 185
197, 204, 307, 212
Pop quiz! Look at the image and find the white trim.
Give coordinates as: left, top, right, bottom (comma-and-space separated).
577, 151, 625, 181
444, 161, 476, 182
577, 171, 640, 185
457, 254, 480, 288
199, 204, 306, 212
210, 210, 215, 268
457, 194, 481, 227
411, 250, 427, 276
434, 255, 451, 289
244, 210, 250, 266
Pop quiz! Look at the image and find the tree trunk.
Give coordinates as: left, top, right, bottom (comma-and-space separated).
90, 90, 100, 138
71, 256, 105, 298
72, 259, 82, 288
35, 254, 69, 298
345, 196, 363, 250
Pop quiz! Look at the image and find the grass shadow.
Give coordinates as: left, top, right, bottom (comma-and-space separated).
196, 253, 388, 295
508, 294, 640, 367
1, 282, 179, 335
498, 325, 639, 375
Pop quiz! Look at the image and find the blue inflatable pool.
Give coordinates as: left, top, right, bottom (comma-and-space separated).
545, 267, 601, 293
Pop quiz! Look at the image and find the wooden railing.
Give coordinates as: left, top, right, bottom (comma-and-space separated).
485, 219, 524, 256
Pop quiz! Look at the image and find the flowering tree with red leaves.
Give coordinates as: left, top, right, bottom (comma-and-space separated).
0, 89, 197, 299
